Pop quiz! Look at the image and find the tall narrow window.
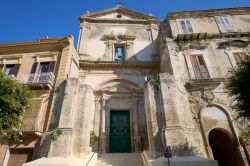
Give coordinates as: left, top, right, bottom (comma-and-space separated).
190, 54, 210, 79
114, 46, 125, 62
178, 19, 193, 34
216, 16, 234, 32
233, 52, 247, 65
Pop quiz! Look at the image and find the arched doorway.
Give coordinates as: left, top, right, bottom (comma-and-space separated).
209, 129, 243, 166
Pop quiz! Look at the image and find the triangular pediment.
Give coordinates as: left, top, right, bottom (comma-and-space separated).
80, 5, 159, 22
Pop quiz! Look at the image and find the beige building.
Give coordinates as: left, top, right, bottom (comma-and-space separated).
0, 36, 78, 166
1, 5, 250, 166
159, 7, 250, 166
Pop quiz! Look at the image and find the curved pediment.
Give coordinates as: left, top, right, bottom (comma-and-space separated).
95, 78, 143, 93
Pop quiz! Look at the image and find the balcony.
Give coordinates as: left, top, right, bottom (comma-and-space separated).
21, 72, 55, 89
185, 67, 229, 91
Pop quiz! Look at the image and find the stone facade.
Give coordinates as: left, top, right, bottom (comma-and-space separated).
1, 5, 250, 166
158, 7, 250, 165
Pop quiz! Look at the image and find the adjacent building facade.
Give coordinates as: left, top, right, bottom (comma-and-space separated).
1, 5, 250, 166
0, 36, 78, 166
158, 7, 250, 166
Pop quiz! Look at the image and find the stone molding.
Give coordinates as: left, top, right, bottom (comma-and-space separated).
79, 61, 160, 70
168, 7, 250, 19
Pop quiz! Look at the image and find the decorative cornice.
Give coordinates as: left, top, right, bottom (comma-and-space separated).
168, 7, 250, 19
79, 18, 159, 24
79, 5, 159, 23
179, 40, 209, 50
0, 36, 72, 55
217, 39, 249, 49
101, 32, 136, 41
185, 78, 224, 91
79, 61, 160, 70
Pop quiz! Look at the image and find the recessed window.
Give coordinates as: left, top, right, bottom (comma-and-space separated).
5, 64, 15, 76
178, 19, 193, 34
39, 62, 50, 73
114, 46, 125, 62
190, 54, 210, 79
216, 16, 234, 32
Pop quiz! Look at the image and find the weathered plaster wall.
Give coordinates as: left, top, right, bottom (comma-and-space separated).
169, 14, 250, 39
78, 23, 158, 62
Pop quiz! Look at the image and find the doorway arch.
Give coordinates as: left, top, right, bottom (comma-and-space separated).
209, 129, 243, 166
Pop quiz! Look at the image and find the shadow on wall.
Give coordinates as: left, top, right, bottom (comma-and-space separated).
48, 81, 66, 130
127, 40, 159, 62
172, 142, 198, 156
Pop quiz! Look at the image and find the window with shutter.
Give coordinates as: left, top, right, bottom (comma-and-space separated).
178, 19, 194, 34
190, 54, 210, 79
233, 52, 247, 65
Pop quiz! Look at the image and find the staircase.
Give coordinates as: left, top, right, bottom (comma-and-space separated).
94, 153, 144, 166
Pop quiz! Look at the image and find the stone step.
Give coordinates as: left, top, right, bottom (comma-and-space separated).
95, 153, 144, 166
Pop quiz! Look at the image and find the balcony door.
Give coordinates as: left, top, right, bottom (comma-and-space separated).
190, 54, 210, 79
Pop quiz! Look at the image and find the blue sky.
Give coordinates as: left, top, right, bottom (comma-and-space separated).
0, 0, 250, 45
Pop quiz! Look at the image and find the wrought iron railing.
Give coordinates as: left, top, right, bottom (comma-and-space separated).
188, 67, 232, 80
21, 72, 55, 85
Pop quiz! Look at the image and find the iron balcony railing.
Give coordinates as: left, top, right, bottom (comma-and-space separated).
21, 72, 55, 85
188, 67, 232, 80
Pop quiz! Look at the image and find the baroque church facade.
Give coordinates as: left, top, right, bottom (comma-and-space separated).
1, 4, 250, 166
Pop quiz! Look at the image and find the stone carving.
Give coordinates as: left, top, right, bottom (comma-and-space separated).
188, 92, 204, 123
202, 91, 215, 105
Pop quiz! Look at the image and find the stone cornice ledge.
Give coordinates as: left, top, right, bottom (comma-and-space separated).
79, 61, 160, 70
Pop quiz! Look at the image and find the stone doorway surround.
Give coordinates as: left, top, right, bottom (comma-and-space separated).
92, 78, 145, 153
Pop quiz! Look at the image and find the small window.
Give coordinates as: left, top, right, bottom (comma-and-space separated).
114, 46, 125, 62
216, 16, 234, 32
5, 64, 15, 76
39, 62, 50, 73
178, 19, 193, 34
233, 52, 247, 65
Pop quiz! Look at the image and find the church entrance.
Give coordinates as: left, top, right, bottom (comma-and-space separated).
209, 129, 243, 166
109, 111, 131, 153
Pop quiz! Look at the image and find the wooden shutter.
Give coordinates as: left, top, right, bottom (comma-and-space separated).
30, 62, 38, 74
191, 55, 201, 79
191, 55, 209, 79
12, 64, 21, 76
48, 61, 56, 73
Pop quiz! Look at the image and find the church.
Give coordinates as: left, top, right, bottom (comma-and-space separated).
0, 4, 250, 166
